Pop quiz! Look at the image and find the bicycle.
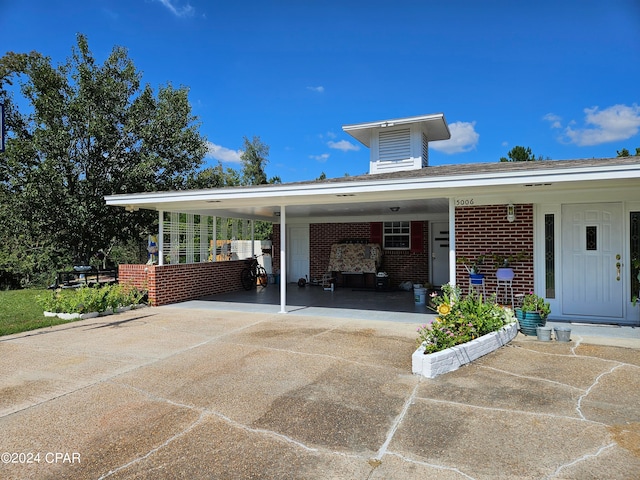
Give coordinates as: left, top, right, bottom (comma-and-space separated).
240, 255, 269, 290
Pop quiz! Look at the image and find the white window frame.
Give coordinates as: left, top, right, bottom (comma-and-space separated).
383, 221, 410, 250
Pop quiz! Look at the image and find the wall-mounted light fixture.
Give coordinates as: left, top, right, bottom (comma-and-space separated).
506, 203, 516, 222
389, 206, 400, 212
125, 205, 139, 213
274, 211, 281, 217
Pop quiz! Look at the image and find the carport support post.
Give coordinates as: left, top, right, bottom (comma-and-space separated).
279, 206, 287, 313
448, 198, 456, 286
158, 210, 164, 266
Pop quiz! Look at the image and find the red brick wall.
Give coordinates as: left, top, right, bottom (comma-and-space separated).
268, 222, 431, 287
380, 221, 430, 287
309, 223, 371, 280
455, 204, 534, 296
119, 261, 245, 306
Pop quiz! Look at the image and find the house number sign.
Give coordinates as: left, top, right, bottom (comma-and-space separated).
455, 198, 475, 206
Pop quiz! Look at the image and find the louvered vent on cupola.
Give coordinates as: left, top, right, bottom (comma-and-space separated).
379, 128, 411, 162
370, 126, 426, 174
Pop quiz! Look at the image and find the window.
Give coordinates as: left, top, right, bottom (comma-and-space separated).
544, 214, 555, 299
383, 221, 410, 249
631, 212, 640, 301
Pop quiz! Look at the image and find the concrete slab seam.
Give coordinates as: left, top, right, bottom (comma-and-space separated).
570, 335, 583, 354
414, 396, 607, 426
374, 381, 421, 461
115, 380, 321, 453
576, 364, 625, 421
97, 410, 207, 480
510, 343, 620, 363
479, 365, 584, 392
383, 451, 476, 480
543, 442, 616, 480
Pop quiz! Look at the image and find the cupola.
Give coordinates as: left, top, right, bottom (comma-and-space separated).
343, 113, 451, 174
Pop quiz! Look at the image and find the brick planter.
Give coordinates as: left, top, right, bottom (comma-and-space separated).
412, 322, 518, 378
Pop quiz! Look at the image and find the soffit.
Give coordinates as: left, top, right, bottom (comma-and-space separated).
104, 157, 640, 221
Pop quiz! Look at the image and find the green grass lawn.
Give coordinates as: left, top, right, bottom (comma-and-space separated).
0, 289, 75, 336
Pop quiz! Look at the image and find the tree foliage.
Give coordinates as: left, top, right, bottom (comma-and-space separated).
0, 34, 207, 285
499, 146, 539, 162
616, 147, 640, 157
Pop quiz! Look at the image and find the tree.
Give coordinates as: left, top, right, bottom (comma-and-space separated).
499, 146, 538, 162
0, 34, 207, 285
240, 135, 270, 185
616, 148, 639, 157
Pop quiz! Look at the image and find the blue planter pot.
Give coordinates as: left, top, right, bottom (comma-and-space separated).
469, 273, 485, 285
515, 309, 546, 336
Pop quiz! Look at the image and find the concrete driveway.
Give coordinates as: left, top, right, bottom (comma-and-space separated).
1, 306, 639, 479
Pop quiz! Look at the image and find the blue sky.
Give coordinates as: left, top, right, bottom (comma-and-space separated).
2, 0, 639, 182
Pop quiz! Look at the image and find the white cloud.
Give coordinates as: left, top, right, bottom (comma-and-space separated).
543, 113, 563, 129
155, 0, 195, 17
310, 153, 330, 162
558, 104, 640, 146
327, 140, 359, 152
430, 121, 479, 154
206, 141, 243, 163
307, 86, 325, 93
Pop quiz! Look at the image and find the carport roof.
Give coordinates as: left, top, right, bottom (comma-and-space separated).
104, 157, 640, 221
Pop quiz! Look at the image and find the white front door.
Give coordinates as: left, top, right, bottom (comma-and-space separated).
561, 203, 623, 318
287, 225, 309, 282
430, 221, 450, 286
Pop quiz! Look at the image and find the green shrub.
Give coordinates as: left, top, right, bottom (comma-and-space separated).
36, 283, 145, 314
416, 283, 515, 354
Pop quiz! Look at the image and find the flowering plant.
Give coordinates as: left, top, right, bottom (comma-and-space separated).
416, 283, 515, 354
519, 291, 551, 319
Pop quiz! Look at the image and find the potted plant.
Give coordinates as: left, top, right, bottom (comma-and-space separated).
457, 253, 490, 286
492, 250, 530, 281
516, 291, 551, 336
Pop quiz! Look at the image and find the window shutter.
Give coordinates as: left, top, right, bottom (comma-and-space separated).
410, 221, 423, 253
370, 222, 383, 244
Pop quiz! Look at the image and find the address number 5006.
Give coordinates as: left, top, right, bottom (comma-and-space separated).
455, 199, 475, 206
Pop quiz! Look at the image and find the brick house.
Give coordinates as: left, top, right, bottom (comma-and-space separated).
106, 114, 640, 326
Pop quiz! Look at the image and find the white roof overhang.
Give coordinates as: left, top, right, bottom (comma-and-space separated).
104, 159, 640, 222
342, 113, 451, 147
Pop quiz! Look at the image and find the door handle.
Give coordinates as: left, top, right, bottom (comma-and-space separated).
616, 262, 621, 281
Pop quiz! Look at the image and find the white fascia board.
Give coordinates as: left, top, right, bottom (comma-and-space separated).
105, 162, 640, 208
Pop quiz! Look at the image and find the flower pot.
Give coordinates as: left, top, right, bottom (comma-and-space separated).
515, 309, 546, 336
554, 327, 571, 342
536, 326, 552, 341
496, 268, 515, 281
469, 273, 485, 285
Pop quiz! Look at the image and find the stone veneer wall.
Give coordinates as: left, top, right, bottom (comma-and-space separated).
454, 204, 534, 296
119, 261, 245, 306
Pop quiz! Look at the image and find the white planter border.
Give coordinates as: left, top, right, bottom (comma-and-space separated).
412, 322, 518, 379
44, 305, 143, 321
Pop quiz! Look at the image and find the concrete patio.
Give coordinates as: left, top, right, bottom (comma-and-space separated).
1, 302, 639, 479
